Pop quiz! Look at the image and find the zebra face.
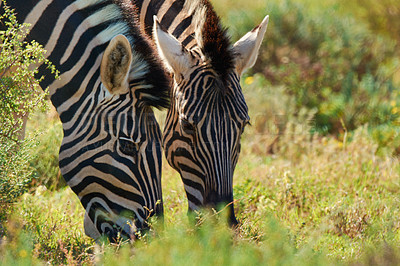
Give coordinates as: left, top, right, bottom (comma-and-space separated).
163, 65, 249, 225
68, 95, 163, 241
164, 67, 249, 224
154, 14, 269, 225
59, 35, 164, 241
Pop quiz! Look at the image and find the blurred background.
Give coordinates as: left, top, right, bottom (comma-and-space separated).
213, 0, 400, 155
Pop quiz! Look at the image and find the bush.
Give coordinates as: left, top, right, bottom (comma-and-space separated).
339, 0, 400, 51
27, 110, 65, 190
214, 0, 400, 136
0, 2, 57, 231
240, 74, 317, 158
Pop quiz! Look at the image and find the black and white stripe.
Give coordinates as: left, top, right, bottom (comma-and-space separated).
133, 0, 269, 224
4, 0, 170, 241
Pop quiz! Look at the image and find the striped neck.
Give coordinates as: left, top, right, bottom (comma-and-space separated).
14, 0, 169, 124
134, 0, 234, 87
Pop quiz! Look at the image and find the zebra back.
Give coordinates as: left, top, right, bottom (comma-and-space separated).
3, 0, 170, 241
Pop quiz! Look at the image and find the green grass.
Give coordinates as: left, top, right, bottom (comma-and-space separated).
2, 82, 400, 264
26, 107, 65, 190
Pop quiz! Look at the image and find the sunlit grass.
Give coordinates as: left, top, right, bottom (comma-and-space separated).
2, 89, 400, 264
4, 65, 400, 266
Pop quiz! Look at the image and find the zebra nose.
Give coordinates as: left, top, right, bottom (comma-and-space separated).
204, 189, 219, 205
204, 191, 238, 226
228, 204, 239, 227
217, 201, 238, 227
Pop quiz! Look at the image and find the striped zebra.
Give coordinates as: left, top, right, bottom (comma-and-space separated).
133, 0, 269, 225
3, 0, 170, 241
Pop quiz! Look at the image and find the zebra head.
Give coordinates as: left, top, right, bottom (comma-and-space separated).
153, 12, 269, 225
6, 0, 170, 242
59, 32, 169, 241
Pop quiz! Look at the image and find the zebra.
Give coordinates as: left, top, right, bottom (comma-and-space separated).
132, 0, 269, 225
3, 0, 170, 241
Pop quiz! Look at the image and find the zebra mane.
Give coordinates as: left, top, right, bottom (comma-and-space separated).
190, 0, 235, 86
113, 0, 170, 109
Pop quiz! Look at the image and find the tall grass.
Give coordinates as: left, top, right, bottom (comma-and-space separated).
2, 80, 400, 264
26, 108, 65, 190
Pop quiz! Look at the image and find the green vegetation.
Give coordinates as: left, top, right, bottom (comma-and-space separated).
0, 3, 57, 230
216, 0, 400, 148
27, 109, 65, 190
1, 0, 400, 265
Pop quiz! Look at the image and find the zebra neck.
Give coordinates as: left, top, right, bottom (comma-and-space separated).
135, 0, 205, 50
134, 0, 235, 83
15, 0, 133, 124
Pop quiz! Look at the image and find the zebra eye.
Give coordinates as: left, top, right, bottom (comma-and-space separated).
119, 137, 139, 162
180, 119, 196, 136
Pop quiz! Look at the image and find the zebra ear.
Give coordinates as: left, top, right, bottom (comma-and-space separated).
153, 16, 192, 75
233, 15, 269, 76
101, 34, 132, 94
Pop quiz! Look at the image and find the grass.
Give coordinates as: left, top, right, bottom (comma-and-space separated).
1, 80, 400, 264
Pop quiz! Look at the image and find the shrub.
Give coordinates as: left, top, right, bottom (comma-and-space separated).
26, 110, 65, 190
339, 0, 400, 51
214, 0, 400, 136
0, 2, 57, 231
240, 74, 317, 158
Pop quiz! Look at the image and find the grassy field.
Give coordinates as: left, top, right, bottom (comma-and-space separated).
1, 0, 400, 265
2, 79, 400, 265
